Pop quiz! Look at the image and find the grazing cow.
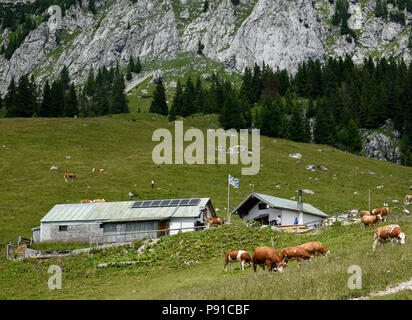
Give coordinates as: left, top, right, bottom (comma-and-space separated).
405, 195, 412, 203
80, 199, 91, 203
280, 247, 312, 265
64, 173, 77, 182
92, 168, 104, 172
361, 214, 382, 228
224, 250, 252, 271
298, 241, 330, 257
252, 246, 286, 274
205, 217, 226, 227
93, 199, 105, 203
360, 210, 371, 217
372, 207, 389, 222
373, 225, 406, 251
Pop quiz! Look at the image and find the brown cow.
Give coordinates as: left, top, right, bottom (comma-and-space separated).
360, 210, 371, 217
373, 224, 406, 251
93, 199, 105, 203
64, 173, 77, 182
361, 214, 382, 228
80, 199, 91, 203
224, 250, 252, 271
298, 241, 330, 257
372, 207, 389, 222
205, 217, 226, 227
252, 246, 286, 274
92, 168, 104, 172
280, 247, 312, 265
405, 195, 412, 203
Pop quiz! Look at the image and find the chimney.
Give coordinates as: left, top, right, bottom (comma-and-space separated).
298, 190, 303, 211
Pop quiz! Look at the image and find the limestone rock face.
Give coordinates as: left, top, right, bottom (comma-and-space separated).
360, 120, 401, 164
0, 0, 411, 95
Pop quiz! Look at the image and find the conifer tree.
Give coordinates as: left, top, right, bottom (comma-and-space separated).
64, 84, 78, 117
150, 80, 168, 116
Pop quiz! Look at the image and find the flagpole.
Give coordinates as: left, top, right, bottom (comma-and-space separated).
227, 174, 230, 224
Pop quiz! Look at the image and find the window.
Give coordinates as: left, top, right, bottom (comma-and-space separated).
99, 224, 104, 229
258, 203, 267, 210
59, 225, 67, 232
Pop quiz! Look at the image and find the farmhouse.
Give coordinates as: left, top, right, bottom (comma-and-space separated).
231, 192, 328, 226
33, 198, 216, 243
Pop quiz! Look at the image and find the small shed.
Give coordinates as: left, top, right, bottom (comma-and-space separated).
36, 198, 216, 243
231, 192, 328, 226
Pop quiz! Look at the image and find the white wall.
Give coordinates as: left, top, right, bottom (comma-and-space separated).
245, 201, 322, 225
40, 221, 104, 243
169, 218, 196, 235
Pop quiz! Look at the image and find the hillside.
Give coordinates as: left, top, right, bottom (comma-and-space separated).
1, 114, 411, 299
0, 0, 411, 95
1, 113, 411, 243
1, 221, 411, 299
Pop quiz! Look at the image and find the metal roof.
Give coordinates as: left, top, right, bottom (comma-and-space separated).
231, 192, 329, 218
40, 198, 213, 223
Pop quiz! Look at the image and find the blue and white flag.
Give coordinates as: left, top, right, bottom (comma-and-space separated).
228, 174, 239, 188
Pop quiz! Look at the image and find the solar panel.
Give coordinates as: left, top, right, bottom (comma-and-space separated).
160, 200, 171, 206
188, 198, 201, 206
131, 198, 202, 208
179, 199, 190, 206
151, 200, 162, 206
170, 199, 181, 206
132, 201, 143, 208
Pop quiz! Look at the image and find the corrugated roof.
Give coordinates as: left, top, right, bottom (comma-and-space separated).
232, 192, 329, 218
40, 198, 212, 223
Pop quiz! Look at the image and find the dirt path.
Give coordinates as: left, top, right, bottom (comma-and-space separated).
352, 278, 412, 300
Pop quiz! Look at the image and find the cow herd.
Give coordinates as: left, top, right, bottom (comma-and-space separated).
223, 207, 407, 274
224, 241, 330, 274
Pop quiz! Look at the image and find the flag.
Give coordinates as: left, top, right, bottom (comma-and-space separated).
228, 174, 239, 188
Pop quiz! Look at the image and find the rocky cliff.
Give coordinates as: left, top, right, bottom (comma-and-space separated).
0, 0, 411, 95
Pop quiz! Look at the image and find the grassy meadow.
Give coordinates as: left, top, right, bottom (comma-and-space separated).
0, 112, 411, 299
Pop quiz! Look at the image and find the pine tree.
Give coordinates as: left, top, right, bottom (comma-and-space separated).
150, 80, 168, 116
347, 118, 363, 153
64, 84, 78, 117
182, 77, 196, 117
219, 94, 245, 130
4, 78, 17, 117
134, 57, 142, 73
60, 66, 70, 90
111, 71, 128, 114
288, 104, 305, 142
203, 0, 209, 12
88, 0, 96, 14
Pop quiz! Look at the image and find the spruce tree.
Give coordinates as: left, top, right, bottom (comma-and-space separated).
182, 77, 196, 117
64, 84, 78, 117
4, 78, 17, 117
150, 80, 168, 116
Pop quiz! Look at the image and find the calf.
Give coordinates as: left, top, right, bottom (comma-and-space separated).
64, 173, 77, 182
405, 195, 412, 203
205, 217, 226, 228
93, 199, 105, 203
372, 207, 389, 222
298, 241, 330, 257
80, 199, 91, 203
224, 250, 252, 271
252, 246, 286, 274
360, 210, 371, 217
280, 247, 312, 265
361, 214, 382, 228
373, 225, 406, 251
92, 168, 104, 172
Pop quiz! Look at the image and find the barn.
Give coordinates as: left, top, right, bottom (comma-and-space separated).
231, 192, 328, 226
34, 198, 216, 243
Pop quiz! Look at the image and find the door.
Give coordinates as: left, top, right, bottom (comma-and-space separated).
158, 221, 170, 238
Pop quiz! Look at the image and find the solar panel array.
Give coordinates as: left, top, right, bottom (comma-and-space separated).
132, 198, 201, 208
